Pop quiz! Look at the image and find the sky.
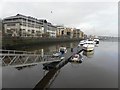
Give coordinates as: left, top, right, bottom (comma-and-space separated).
0, 0, 118, 37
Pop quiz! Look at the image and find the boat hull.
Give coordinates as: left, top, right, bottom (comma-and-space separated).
83, 45, 94, 51
83, 47, 94, 51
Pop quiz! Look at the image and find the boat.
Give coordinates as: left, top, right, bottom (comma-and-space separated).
53, 52, 62, 57
52, 52, 65, 61
94, 38, 99, 44
59, 47, 67, 54
70, 54, 83, 62
78, 40, 86, 47
93, 36, 99, 44
82, 40, 95, 51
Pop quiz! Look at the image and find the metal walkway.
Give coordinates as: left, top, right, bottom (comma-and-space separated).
0, 49, 62, 67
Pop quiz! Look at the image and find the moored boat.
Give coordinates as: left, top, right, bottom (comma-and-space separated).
70, 54, 83, 62
53, 52, 62, 57
94, 38, 99, 44
78, 40, 86, 47
82, 40, 95, 51
59, 47, 67, 54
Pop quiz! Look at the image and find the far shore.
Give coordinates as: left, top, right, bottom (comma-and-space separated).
2, 36, 83, 50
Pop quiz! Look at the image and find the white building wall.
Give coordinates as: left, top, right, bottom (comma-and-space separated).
20, 26, 42, 37
47, 30, 56, 37
4, 23, 43, 37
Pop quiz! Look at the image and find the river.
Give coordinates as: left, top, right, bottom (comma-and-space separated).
2, 41, 118, 88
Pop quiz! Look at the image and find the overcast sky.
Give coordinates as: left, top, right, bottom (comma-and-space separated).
0, 1, 118, 37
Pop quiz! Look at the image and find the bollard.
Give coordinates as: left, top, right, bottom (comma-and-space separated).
71, 48, 73, 52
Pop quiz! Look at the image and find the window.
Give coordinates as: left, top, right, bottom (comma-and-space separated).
7, 23, 16, 26
28, 30, 30, 32
32, 30, 35, 33
62, 31, 64, 35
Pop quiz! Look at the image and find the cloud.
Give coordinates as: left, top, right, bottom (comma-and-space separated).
1, 2, 118, 36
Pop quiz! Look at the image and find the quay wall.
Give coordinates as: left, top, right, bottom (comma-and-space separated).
2, 36, 83, 49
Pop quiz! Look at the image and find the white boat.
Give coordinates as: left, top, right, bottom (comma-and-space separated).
60, 56, 65, 60
78, 40, 86, 47
83, 40, 95, 51
59, 47, 67, 54
94, 38, 99, 44
52, 52, 65, 61
70, 54, 83, 62
53, 52, 62, 57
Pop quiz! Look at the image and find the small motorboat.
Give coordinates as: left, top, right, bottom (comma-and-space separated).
52, 51, 65, 61
70, 54, 83, 62
53, 52, 62, 57
59, 47, 67, 54
83, 40, 95, 51
60, 56, 65, 60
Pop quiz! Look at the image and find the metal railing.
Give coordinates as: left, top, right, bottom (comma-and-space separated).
0, 49, 62, 67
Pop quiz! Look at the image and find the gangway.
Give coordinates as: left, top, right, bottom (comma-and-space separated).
34, 48, 83, 89
0, 49, 62, 68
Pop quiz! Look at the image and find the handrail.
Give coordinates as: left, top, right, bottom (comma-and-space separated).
0, 49, 36, 54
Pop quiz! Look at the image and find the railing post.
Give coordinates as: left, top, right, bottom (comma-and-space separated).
14, 50, 15, 54
41, 49, 44, 58
8, 50, 10, 54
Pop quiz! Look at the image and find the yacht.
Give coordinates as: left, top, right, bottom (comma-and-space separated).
82, 40, 95, 51
94, 38, 99, 44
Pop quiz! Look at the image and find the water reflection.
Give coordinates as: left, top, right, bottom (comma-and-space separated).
70, 61, 82, 64
15, 65, 37, 70
70, 62, 82, 69
18, 42, 78, 55
2, 41, 118, 88
44, 42, 77, 55
42, 61, 60, 71
82, 50, 94, 58
95, 44, 99, 47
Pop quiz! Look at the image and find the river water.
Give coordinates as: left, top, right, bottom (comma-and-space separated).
2, 41, 118, 88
